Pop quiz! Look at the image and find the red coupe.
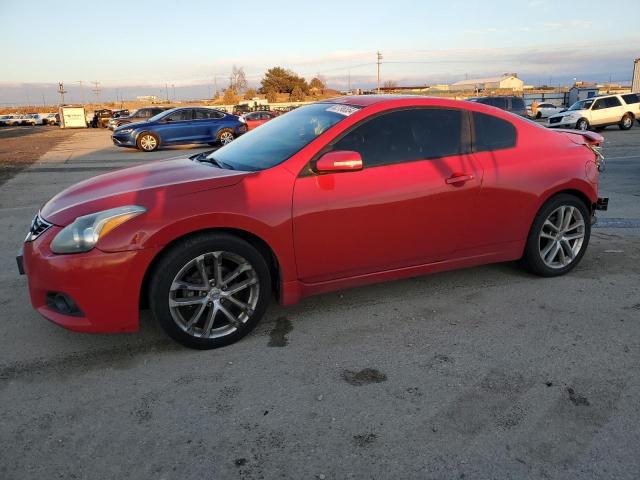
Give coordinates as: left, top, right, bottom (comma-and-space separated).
242, 110, 279, 130
18, 96, 608, 349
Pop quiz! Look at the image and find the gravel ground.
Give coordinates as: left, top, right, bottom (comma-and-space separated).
0, 125, 638, 480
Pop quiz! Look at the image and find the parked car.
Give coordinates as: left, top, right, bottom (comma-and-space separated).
25, 113, 46, 125
18, 96, 608, 349
528, 102, 564, 119
111, 109, 130, 118
467, 96, 527, 117
242, 111, 279, 130
547, 93, 640, 131
91, 109, 113, 128
108, 107, 171, 130
111, 107, 248, 151
43, 113, 59, 125
0, 115, 16, 126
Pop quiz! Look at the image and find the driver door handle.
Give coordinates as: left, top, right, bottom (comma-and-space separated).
445, 173, 474, 185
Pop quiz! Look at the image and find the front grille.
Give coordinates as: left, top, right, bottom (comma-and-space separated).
549, 116, 562, 124
25, 213, 52, 242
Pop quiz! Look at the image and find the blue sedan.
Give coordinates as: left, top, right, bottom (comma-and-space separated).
112, 107, 248, 151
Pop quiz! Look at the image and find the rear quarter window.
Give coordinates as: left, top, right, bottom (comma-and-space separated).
621, 94, 639, 105
472, 112, 516, 152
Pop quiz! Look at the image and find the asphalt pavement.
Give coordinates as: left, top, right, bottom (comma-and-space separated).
0, 125, 638, 479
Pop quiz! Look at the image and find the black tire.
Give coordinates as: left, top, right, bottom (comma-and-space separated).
576, 118, 589, 131
136, 132, 159, 152
535, 111, 542, 119
521, 193, 591, 277
619, 113, 634, 130
217, 128, 235, 146
149, 233, 272, 349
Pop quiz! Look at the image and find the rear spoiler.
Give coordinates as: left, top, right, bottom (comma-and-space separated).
553, 128, 603, 146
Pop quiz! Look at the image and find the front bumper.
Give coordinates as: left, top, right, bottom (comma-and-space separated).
111, 132, 136, 147
547, 117, 580, 128
21, 227, 159, 333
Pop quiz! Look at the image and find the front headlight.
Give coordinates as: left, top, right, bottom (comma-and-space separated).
117, 128, 133, 134
50, 206, 146, 254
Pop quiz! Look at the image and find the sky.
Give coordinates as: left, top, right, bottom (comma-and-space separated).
1, 0, 638, 105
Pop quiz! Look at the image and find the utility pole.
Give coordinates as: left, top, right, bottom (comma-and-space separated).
348, 69, 351, 93
58, 82, 67, 104
77, 80, 85, 104
172, 84, 176, 102
376, 51, 383, 94
165, 83, 170, 103
214, 75, 218, 98
42, 93, 46, 108
91, 81, 101, 105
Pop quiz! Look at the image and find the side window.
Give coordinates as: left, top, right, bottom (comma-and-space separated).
472, 112, 516, 152
166, 109, 192, 121
510, 98, 525, 110
592, 99, 605, 110
604, 97, 621, 108
194, 109, 220, 119
332, 108, 465, 168
621, 94, 639, 105
492, 98, 508, 110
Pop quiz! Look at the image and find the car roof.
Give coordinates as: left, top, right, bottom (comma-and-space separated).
323, 95, 518, 112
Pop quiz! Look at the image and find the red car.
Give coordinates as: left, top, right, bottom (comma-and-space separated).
18, 96, 608, 349
242, 110, 278, 130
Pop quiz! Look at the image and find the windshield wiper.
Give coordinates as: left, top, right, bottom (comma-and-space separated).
191, 152, 233, 170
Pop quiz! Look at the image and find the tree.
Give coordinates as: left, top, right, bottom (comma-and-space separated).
260, 67, 309, 94
383, 80, 398, 89
309, 77, 326, 91
223, 88, 239, 105
290, 85, 305, 102
230, 65, 248, 93
266, 90, 278, 103
244, 88, 257, 100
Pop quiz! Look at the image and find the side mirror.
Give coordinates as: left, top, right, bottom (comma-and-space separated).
314, 151, 363, 173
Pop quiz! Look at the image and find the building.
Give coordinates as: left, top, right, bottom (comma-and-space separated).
136, 95, 158, 102
567, 84, 599, 106
449, 74, 524, 92
632, 58, 640, 93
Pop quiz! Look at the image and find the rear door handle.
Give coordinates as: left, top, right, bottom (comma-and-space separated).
445, 173, 474, 185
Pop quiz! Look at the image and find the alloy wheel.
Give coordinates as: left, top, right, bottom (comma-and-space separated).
538, 205, 585, 269
168, 251, 260, 339
623, 116, 632, 128
140, 134, 157, 151
577, 120, 588, 131
219, 131, 234, 145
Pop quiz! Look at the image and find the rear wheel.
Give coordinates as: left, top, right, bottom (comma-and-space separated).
521, 194, 590, 277
149, 233, 271, 349
535, 111, 542, 119
217, 129, 235, 146
619, 113, 634, 130
136, 132, 159, 152
576, 118, 589, 131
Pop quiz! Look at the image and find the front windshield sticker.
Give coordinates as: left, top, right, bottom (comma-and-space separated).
326, 105, 359, 116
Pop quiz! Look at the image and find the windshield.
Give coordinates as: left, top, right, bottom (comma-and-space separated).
208, 103, 361, 171
568, 99, 594, 111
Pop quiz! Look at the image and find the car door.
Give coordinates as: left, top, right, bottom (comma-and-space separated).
463, 111, 531, 250
292, 107, 483, 283
192, 108, 222, 141
604, 96, 623, 123
589, 98, 609, 125
157, 108, 195, 143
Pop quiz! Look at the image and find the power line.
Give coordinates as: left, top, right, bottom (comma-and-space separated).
57, 82, 67, 104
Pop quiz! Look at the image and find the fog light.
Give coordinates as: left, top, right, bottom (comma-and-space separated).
46, 292, 84, 317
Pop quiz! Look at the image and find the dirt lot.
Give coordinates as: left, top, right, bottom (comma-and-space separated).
0, 125, 639, 479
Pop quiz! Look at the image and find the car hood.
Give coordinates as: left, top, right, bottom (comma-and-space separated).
114, 119, 152, 131
550, 109, 583, 118
40, 157, 248, 226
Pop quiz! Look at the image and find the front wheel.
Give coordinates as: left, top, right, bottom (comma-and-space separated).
521, 194, 590, 277
576, 118, 589, 131
136, 132, 159, 151
619, 113, 634, 130
149, 233, 272, 349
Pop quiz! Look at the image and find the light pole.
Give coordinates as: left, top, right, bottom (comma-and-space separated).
376, 51, 383, 94
77, 81, 85, 104
58, 82, 67, 105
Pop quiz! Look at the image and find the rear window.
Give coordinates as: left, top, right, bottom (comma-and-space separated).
510, 98, 525, 111
622, 94, 639, 105
472, 112, 516, 152
604, 97, 622, 108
